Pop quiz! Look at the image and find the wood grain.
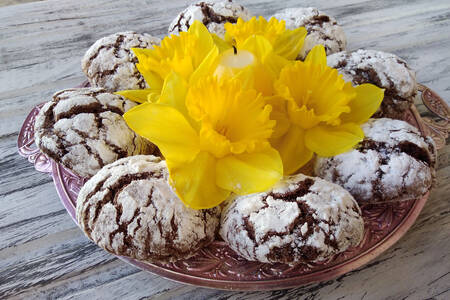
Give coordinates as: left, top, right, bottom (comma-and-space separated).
0, 0, 449, 299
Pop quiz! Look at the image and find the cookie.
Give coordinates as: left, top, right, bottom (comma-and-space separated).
168, 1, 251, 38
271, 7, 347, 59
314, 118, 436, 204
220, 174, 364, 264
76, 155, 221, 263
81, 32, 160, 92
34, 88, 155, 178
327, 49, 417, 119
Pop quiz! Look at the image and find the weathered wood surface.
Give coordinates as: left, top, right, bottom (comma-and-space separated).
0, 0, 449, 299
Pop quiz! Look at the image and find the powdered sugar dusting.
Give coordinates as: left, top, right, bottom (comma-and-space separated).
248, 197, 300, 240
220, 174, 364, 264
362, 118, 430, 149
327, 49, 416, 98
315, 118, 435, 203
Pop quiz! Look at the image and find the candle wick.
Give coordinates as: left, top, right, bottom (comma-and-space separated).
233, 46, 237, 55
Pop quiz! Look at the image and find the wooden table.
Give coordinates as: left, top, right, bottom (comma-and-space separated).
1, 0, 449, 299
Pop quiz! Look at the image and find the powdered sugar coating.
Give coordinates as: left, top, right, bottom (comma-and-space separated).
327, 49, 417, 119
81, 32, 160, 92
168, 1, 251, 38
77, 155, 221, 263
34, 88, 155, 178
315, 118, 436, 203
220, 174, 364, 264
328, 49, 416, 98
362, 118, 432, 150
271, 7, 347, 59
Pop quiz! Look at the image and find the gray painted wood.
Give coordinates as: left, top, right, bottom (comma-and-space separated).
0, 0, 449, 299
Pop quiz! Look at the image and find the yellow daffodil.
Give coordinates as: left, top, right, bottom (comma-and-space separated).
124, 73, 283, 209
117, 20, 219, 103
271, 45, 384, 174
224, 16, 307, 61
213, 16, 307, 96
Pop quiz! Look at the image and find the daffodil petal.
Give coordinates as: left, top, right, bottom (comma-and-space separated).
158, 71, 189, 119
132, 48, 164, 90
273, 26, 307, 60
168, 152, 230, 209
147, 92, 160, 103
270, 110, 291, 139
247, 63, 275, 96
124, 102, 200, 163
115, 89, 155, 104
216, 147, 283, 195
231, 65, 256, 93
211, 33, 232, 52
340, 84, 385, 124
271, 125, 313, 174
189, 46, 219, 85
304, 45, 327, 66
240, 35, 273, 62
265, 95, 290, 139
304, 123, 364, 157
263, 52, 289, 77
136, 67, 164, 91
188, 20, 215, 66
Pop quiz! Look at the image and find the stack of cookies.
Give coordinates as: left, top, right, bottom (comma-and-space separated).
33, 1, 436, 265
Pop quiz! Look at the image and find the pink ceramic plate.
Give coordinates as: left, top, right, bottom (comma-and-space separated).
18, 84, 449, 291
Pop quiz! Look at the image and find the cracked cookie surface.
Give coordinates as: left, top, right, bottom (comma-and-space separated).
220, 174, 364, 264
327, 49, 417, 119
81, 32, 160, 92
315, 118, 436, 204
168, 1, 251, 38
76, 155, 221, 263
271, 7, 347, 59
34, 88, 155, 178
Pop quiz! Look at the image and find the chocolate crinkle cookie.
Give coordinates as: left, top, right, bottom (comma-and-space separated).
271, 7, 347, 59
327, 49, 417, 119
315, 118, 436, 204
168, 0, 251, 38
220, 174, 364, 264
81, 32, 160, 92
34, 88, 155, 178
76, 155, 221, 263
